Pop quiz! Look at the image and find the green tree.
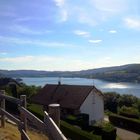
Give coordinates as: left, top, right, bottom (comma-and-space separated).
118, 94, 138, 107
17, 85, 41, 99
104, 92, 120, 113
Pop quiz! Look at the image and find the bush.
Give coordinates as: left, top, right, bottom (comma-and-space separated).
65, 113, 89, 129
60, 120, 101, 140
109, 114, 140, 134
101, 123, 116, 140
119, 106, 140, 119
65, 119, 116, 140
88, 122, 116, 140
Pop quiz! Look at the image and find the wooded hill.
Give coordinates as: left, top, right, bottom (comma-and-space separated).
0, 64, 140, 83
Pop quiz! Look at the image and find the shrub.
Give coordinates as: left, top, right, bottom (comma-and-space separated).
109, 113, 140, 134
101, 122, 116, 132
119, 106, 140, 119
69, 120, 117, 140
65, 113, 89, 129
60, 120, 101, 140
101, 122, 116, 140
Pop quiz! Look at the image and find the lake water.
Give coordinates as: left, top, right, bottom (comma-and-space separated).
21, 77, 140, 98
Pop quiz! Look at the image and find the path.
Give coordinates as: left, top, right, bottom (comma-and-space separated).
104, 115, 140, 140
116, 127, 139, 140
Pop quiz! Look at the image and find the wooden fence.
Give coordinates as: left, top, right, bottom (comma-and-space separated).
0, 90, 67, 140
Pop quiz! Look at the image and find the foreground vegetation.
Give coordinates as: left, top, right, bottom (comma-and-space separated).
109, 113, 140, 134
1, 77, 140, 139
104, 92, 140, 117
0, 122, 48, 140
105, 92, 140, 135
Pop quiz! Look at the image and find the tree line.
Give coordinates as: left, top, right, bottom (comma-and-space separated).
104, 92, 140, 119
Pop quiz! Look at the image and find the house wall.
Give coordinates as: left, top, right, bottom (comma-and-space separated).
80, 90, 104, 124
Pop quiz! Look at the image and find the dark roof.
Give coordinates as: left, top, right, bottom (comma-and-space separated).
31, 84, 103, 109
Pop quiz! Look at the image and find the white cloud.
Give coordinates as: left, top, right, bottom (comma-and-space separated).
14, 17, 48, 22
60, 9, 68, 22
0, 36, 75, 48
88, 39, 102, 43
0, 52, 8, 55
0, 56, 34, 63
124, 17, 140, 30
8, 25, 52, 35
9, 25, 42, 35
109, 30, 117, 33
54, 0, 68, 22
54, 0, 65, 7
73, 30, 90, 37
53, 0, 128, 25
0, 55, 95, 71
75, 7, 97, 26
91, 0, 127, 13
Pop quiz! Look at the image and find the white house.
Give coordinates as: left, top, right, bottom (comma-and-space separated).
80, 88, 104, 124
31, 83, 104, 124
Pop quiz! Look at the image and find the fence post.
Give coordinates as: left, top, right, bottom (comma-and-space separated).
20, 95, 27, 132
0, 90, 5, 127
48, 104, 60, 128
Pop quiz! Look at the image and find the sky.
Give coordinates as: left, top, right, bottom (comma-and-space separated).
0, 0, 140, 71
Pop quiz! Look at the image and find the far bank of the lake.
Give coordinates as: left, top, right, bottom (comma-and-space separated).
21, 77, 140, 98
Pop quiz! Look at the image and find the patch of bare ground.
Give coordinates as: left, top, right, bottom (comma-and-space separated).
0, 122, 49, 140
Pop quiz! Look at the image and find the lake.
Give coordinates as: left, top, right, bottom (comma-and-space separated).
21, 77, 140, 98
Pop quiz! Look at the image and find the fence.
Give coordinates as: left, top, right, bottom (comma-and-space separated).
0, 90, 67, 140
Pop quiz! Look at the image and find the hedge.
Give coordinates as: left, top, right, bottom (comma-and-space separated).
101, 123, 116, 140
119, 106, 140, 119
65, 114, 116, 140
65, 114, 89, 129
109, 114, 140, 134
119, 112, 139, 119
60, 120, 101, 140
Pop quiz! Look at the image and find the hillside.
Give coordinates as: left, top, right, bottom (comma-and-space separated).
78, 64, 140, 83
0, 64, 140, 83
0, 121, 49, 140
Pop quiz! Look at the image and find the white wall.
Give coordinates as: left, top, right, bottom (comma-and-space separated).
80, 90, 104, 124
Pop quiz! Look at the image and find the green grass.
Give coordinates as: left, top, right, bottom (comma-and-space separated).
116, 136, 121, 140
28, 103, 43, 115
27, 103, 44, 120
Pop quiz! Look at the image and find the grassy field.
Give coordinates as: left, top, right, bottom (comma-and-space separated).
0, 122, 49, 140
28, 103, 44, 115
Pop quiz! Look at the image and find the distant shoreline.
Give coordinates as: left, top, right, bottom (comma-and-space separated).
1, 63, 140, 84
17, 76, 140, 84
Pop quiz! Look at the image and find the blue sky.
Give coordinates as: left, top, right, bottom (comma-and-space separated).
0, 0, 140, 71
